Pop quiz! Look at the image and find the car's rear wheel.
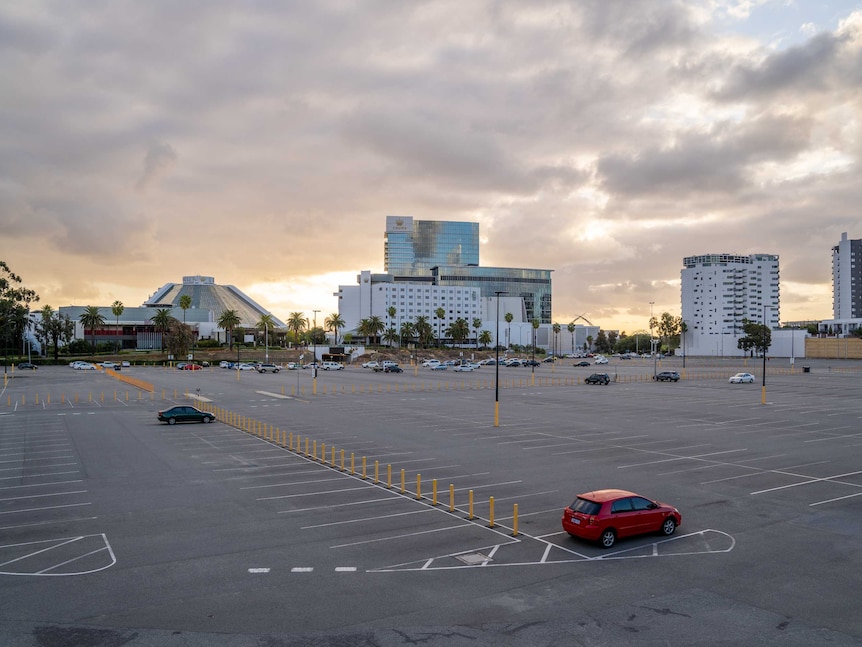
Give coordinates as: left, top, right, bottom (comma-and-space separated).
661, 517, 676, 536
600, 529, 616, 548
167, 418, 176, 425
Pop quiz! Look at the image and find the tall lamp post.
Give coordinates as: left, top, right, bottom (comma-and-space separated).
312, 310, 320, 396
649, 301, 657, 378
494, 291, 506, 427
760, 305, 769, 404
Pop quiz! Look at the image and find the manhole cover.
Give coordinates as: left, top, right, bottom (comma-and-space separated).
456, 553, 490, 565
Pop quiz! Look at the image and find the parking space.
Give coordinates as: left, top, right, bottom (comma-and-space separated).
1, 362, 862, 643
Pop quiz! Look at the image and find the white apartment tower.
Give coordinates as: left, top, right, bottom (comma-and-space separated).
832, 232, 862, 320
681, 253, 780, 356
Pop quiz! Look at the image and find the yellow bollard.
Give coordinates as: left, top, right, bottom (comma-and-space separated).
305, 437, 309, 456
125, 391, 129, 401
400, 469, 405, 493
289, 432, 293, 450
374, 460, 379, 484
321, 442, 326, 463
449, 484, 454, 512
313, 440, 317, 460
512, 504, 519, 536
489, 496, 495, 528
469, 490, 474, 519
432, 479, 437, 506
387, 464, 392, 488
416, 474, 421, 500
362, 456, 367, 480
351, 453, 355, 475
331, 445, 335, 466
340, 449, 345, 471
113, 390, 117, 401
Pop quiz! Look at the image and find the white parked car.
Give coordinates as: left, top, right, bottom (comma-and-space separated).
454, 364, 474, 372
236, 363, 256, 371
729, 372, 755, 384
421, 359, 440, 367
362, 361, 379, 369
320, 361, 344, 370
74, 362, 97, 370
594, 357, 609, 365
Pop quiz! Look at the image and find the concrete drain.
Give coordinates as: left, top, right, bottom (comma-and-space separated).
456, 553, 491, 565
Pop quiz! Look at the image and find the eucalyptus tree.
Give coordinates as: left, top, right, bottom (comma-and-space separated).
79, 306, 106, 357
217, 309, 242, 350
324, 313, 345, 346
165, 320, 195, 358
111, 300, 124, 352
37, 306, 75, 361
1, 261, 39, 360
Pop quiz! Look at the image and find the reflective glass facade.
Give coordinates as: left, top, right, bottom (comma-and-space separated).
382, 215, 552, 323
431, 265, 552, 323
385, 217, 479, 277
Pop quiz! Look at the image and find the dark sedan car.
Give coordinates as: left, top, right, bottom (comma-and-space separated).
574, 361, 591, 367
653, 371, 680, 382
584, 373, 610, 385
17, 362, 38, 370
157, 406, 216, 425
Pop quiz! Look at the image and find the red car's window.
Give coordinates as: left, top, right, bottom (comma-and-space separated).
570, 498, 601, 515
630, 497, 653, 511
611, 498, 633, 513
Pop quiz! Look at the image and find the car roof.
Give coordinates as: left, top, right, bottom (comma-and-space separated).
577, 489, 638, 502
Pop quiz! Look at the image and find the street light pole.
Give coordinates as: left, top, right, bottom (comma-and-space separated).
312, 309, 320, 396
650, 301, 656, 378
494, 291, 506, 427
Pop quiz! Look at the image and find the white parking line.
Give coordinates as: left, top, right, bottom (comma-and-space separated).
750, 469, 862, 495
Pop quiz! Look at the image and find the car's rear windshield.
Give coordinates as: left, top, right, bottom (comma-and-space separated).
569, 497, 602, 515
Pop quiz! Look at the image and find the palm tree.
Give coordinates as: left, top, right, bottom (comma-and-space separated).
445, 318, 470, 347
567, 322, 576, 355
217, 309, 241, 350
478, 330, 492, 349
386, 306, 396, 340
151, 308, 175, 353
382, 327, 399, 348
287, 312, 307, 347
414, 316, 433, 349
366, 315, 384, 346
111, 300, 124, 353
257, 313, 276, 361
552, 322, 561, 358
324, 313, 345, 345
504, 312, 514, 349
179, 294, 191, 323
472, 317, 482, 349
435, 307, 446, 347
586, 335, 594, 353
531, 318, 540, 355
399, 321, 415, 347
79, 306, 106, 358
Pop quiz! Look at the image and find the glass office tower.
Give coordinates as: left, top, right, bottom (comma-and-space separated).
383, 216, 552, 323
385, 216, 479, 277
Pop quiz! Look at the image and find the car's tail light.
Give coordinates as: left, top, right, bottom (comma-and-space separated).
587, 516, 598, 525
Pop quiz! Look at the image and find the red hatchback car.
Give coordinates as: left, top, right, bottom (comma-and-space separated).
562, 489, 681, 548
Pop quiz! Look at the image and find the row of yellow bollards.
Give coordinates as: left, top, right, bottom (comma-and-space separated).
197, 401, 519, 536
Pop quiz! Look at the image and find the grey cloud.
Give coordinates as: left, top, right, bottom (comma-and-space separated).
136, 142, 177, 192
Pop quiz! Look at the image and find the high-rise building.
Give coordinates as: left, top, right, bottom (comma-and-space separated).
832, 232, 862, 320
681, 253, 780, 356
383, 216, 552, 323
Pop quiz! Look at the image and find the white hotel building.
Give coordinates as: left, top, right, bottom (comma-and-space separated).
681, 253, 782, 357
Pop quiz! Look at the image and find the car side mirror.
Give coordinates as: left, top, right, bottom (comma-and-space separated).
648, 502, 658, 509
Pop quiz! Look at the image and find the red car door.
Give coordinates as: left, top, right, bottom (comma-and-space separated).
630, 496, 663, 533
609, 497, 640, 537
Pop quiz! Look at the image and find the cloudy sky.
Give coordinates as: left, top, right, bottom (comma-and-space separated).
2, 0, 860, 333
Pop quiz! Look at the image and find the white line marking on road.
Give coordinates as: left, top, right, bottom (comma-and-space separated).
335, 566, 357, 572
291, 567, 313, 572
248, 568, 270, 573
